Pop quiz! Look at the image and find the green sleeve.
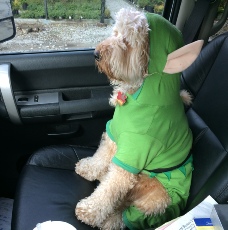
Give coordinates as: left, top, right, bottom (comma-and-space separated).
112, 132, 164, 174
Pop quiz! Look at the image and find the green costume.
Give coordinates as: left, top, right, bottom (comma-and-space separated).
106, 13, 193, 229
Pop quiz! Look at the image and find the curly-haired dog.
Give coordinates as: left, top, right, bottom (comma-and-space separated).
75, 8, 203, 230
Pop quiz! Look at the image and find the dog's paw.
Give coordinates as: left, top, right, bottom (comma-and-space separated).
75, 198, 104, 227
75, 158, 97, 181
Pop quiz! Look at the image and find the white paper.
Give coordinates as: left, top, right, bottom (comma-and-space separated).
33, 221, 76, 230
156, 195, 218, 230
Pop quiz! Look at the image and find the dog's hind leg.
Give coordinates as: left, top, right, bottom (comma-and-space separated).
99, 194, 130, 230
76, 163, 137, 228
129, 174, 171, 215
101, 211, 126, 230
75, 132, 116, 181
99, 175, 171, 229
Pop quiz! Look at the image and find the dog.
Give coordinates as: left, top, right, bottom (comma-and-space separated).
75, 8, 203, 230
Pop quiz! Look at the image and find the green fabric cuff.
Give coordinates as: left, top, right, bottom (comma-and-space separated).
106, 120, 115, 142
112, 157, 140, 174
123, 210, 139, 230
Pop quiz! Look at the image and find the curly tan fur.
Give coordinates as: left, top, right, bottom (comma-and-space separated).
75, 135, 171, 229
95, 9, 149, 107
95, 34, 149, 85
101, 211, 126, 230
76, 163, 137, 228
128, 175, 171, 215
75, 132, 116, 181
180, 89, 193, 105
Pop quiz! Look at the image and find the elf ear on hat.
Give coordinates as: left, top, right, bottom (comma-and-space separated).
163, 40, 204, 74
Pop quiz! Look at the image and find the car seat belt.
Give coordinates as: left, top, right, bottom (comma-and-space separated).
144, 151, 193, 174
182, 0, 211, 44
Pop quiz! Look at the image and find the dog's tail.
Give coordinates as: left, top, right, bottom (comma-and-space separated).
180, 89, 193, 105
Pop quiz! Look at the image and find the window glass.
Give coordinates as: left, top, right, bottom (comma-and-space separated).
0, 0, 166, 53
210, 0, 228, 40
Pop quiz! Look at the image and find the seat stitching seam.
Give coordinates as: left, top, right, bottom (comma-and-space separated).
69, 145, 80, 161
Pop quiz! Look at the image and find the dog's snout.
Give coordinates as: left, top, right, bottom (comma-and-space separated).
94, 50, 100, 61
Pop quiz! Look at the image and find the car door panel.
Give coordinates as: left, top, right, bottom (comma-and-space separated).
0, 49, 114, 197
0, 49, 113, 153
1, 50, 109, 91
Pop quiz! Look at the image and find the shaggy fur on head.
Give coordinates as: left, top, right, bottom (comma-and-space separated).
95, 8, 192, 107
95, 9, 150, 106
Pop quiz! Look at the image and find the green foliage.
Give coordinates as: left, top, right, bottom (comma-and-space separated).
137, 0, 150, 8
152, 0, 164, 5
216, 0, 227, 18
104, 9, 110, 18
12, 0, 20, 10
154, 4, 164, 14
220, 0, 227, 8
15, 0, 105, 19
137, 0, 164, 14
20, 3, 44, 18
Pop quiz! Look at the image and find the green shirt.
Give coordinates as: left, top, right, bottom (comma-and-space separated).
107, 74, 192, 175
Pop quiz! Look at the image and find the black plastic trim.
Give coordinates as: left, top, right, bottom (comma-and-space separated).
0, 63, 21, 124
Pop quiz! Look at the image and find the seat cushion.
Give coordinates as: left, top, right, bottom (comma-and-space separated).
181, 32, 228, 208
11, 145, 98, 230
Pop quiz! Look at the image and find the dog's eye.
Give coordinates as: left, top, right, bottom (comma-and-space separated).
94, 50, 100, 61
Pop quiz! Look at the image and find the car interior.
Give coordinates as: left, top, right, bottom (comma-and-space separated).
0, 0, 228, 229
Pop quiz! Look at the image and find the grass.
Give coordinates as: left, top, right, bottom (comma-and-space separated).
13, 0, 110, 20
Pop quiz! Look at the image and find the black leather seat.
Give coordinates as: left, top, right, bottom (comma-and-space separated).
12, 145, 98, 230
181, 32, 228, 210
11, 32, 228, 230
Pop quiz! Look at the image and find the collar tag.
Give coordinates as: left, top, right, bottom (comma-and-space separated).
117, 91, 127, 106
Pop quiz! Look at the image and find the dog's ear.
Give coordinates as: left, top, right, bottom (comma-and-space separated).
163, 40, 204, 74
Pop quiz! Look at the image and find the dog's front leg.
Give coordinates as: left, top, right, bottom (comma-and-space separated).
75, 132, 116, 181
76, 163, 137, 228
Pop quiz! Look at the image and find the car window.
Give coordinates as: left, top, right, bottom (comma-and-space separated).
0, 0, 16, 43
210, 0, 228, 40
0, 0, 167, 53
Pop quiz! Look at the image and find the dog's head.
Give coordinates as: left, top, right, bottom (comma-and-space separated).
95, 8, 204, 95
94, 8, 150, 86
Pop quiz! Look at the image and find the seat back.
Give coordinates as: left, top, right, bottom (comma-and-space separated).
181, 32, 228, 210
